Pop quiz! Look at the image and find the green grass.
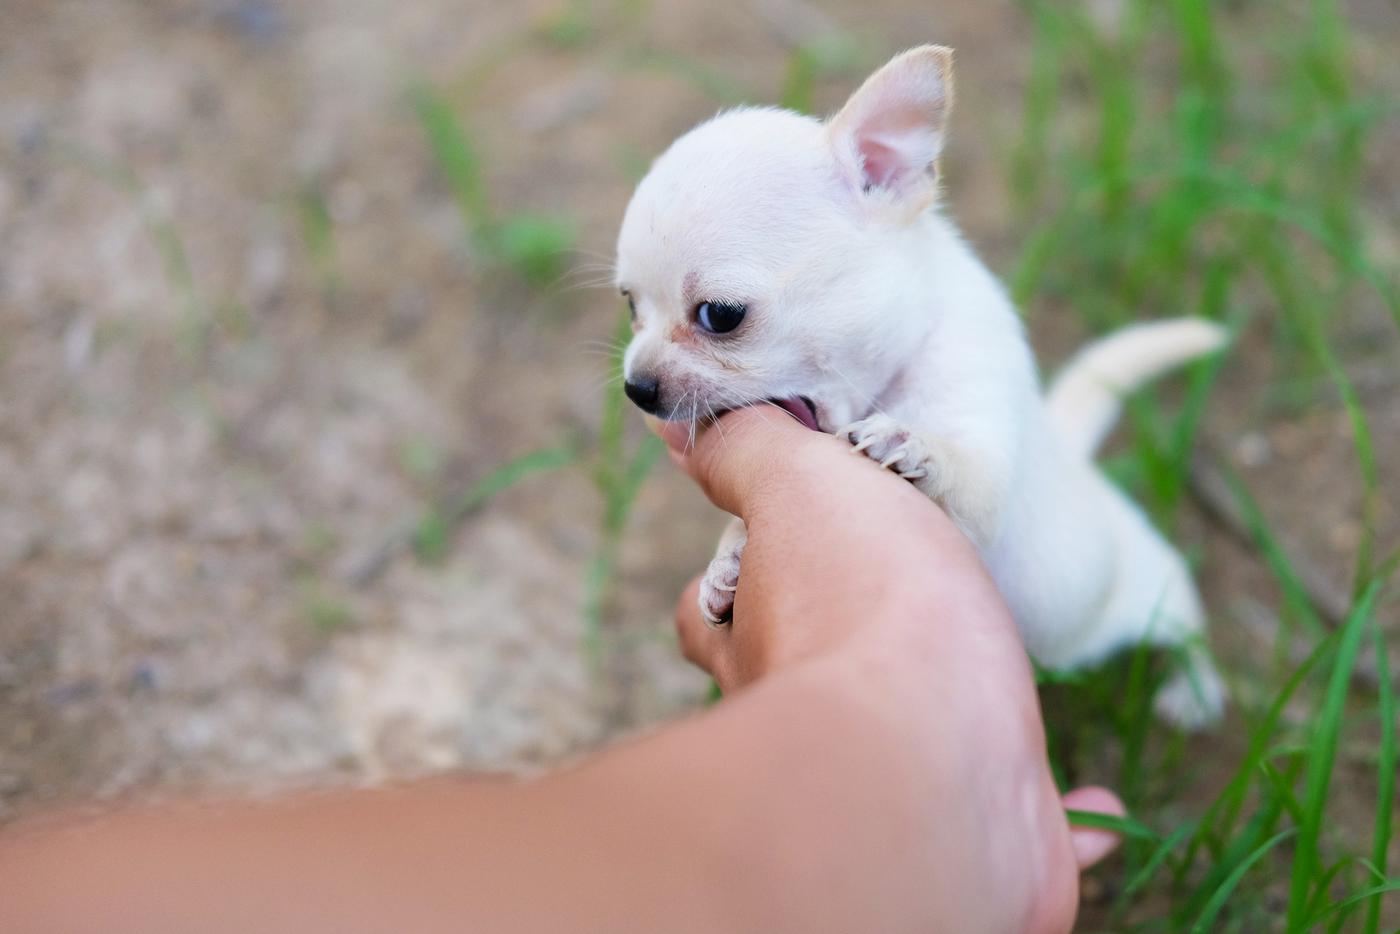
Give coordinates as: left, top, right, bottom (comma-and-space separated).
1013, 0, 1399, 929
1368, 620, 1396, 934
60, 145, 209, 353
411, 444, 580, 564
406, 55, 658, 661
581, 309, 665, 663
412, 84, 578, 287
539, 0, 596, 48
778, 34, 870, 115
297, 579, 357, 633
1288, 583, 1379, 927
295, 181, 340, 305
407, 38, 668, 667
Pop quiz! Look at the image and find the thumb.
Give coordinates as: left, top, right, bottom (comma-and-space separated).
1061, 786, 1127, 870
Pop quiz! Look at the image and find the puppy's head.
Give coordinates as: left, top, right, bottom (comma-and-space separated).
615, 45, 954, 432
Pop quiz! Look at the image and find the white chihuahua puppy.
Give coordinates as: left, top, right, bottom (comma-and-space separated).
614, 46, 1226, 727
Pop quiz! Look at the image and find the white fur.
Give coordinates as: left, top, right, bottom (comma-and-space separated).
1048, 318, 1228, 460
614, 46, 1226, 728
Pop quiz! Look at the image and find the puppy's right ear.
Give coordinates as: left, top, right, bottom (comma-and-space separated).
826, 45, 953, 212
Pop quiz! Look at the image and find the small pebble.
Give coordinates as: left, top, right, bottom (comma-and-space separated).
1234, 431, 1271, 468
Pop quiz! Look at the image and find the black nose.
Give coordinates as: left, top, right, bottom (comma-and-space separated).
624, 376, 661, 414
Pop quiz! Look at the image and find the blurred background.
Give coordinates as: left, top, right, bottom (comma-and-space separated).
1, 0, 1397, 928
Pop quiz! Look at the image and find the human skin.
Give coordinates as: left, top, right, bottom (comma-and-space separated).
0, 405, 1120, 934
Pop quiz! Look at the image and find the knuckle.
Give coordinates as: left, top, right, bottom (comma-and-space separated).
675, 614, 706, 665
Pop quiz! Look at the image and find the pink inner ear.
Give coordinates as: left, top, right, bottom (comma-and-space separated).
859, 140, 903, 189
851, 115, 942, 194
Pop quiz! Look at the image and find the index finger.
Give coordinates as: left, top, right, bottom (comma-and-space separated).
649, 405, 848, 519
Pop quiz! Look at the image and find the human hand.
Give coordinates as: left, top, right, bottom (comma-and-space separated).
655, 404, 1013, 692
654, 405, 1124, 931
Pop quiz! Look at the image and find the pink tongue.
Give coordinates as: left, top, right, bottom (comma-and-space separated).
772, 397, 819, 432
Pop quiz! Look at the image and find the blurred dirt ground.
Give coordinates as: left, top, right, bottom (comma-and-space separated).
1, 0, 1397, 832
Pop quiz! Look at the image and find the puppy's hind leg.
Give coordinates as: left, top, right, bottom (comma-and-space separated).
1089, 490, 1226, 730
1153, 636, 1226, 731
1111, 574, 1225, 731
698, 517, 747, 627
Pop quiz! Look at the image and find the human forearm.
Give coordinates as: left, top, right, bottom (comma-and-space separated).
0, 632, 1008, 934
0, 404, 1115, 934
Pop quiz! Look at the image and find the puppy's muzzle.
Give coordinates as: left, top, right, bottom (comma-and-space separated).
624, 376, 662, 414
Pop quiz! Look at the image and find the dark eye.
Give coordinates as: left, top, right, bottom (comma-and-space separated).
695, 300, 747, 334
622, 290, 636, 321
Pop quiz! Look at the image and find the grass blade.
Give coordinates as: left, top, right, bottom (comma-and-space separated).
1310, 882, 1400, 929
1192, 828, 1298, 933
1065, 808, 1160, 842
413, 445, 580, 560
1178, 636, 1333, 899
456, 445, 580, 515
1123, 820, 1196, 897
1365, 620, 1396, 934
410, 84, 492, 236
1286, 582, 1381, 928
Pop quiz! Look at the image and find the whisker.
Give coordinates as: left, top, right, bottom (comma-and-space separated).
706, 400, 728, 451
577, 341, 630, 357
556, 278, 628, 295
582, 370, 626, 395
827, 363, 886, 423
566, 247, 618, 265
568, 260, 618, 273
558, 266, 620, 283
665, 387, 687, 425
687, 394, 699, 453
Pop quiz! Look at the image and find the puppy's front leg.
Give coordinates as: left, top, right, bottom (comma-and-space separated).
842, 413, 1003, 546
698, 516, 747, 626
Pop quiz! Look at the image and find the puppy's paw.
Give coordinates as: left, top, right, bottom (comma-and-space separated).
1153, 658, 1226, 731
841, 413, 934, 484
698, 536, 745, 627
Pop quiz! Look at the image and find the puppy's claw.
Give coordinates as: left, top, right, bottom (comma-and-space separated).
700, 604, 731, 629
843, 414, 934, 490
879, 444, 911, 470
698, 588, 734, 628
699, 533, 745, 628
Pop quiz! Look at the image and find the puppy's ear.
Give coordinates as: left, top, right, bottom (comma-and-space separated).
826, 45, 953, 210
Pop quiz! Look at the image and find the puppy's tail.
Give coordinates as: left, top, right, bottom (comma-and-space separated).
1047, 318, 1229, 459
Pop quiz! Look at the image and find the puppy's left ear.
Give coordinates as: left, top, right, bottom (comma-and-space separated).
826, 45, 953, 211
